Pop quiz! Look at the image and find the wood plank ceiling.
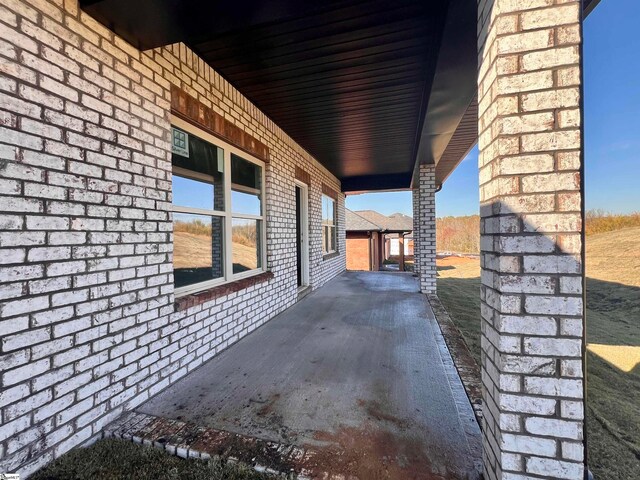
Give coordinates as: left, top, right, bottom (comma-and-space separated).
81, 0, 452, 191
80, 0, 599, 192
190, 0, 449, 189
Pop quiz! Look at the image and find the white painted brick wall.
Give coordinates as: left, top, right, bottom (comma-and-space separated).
0, 0, 345, 475
477, 0, 586, 479
412, 187, 420, 275
416, 164, 436, 294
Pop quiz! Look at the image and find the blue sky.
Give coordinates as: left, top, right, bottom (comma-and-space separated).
347, 0, 640, 218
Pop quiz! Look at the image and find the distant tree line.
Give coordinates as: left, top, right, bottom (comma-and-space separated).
174, 219, 257, 247
436, 215, 480, 253
436, 211, 640, 253
585, 210, 640, 235
174, 219, 211, 236
232, 223, 258, 247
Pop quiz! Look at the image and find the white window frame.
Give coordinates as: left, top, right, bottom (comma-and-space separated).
171, 116, 267, 297
321, 194, 337, 256
294, 180, 310, 287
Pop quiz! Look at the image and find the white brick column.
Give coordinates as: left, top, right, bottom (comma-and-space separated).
477, 1, 586, 479
417, 164, 436, 294
412, 187, 420, 275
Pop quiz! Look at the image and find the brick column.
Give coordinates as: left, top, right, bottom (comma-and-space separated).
412, 188, 420, 275
477, 1, 585, 479
417, 164, 436, 294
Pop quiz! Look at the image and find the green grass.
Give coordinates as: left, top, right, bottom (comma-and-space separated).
436, 227, 640, 480
31, 438, 288, 480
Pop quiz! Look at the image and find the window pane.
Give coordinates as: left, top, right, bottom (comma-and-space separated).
231, 154, 262, 215
330, 226, 336, 252
173, 213, 224, 288
322, 195, 335, 223
173, 175, 216, 211
323, 225, 333, 254
232, 218, 262, 274
324, 226, 331, 253
322, 196, 328, 222
172, 127, 224, 210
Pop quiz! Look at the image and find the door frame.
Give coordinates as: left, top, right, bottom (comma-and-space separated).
294, 180, 310, 287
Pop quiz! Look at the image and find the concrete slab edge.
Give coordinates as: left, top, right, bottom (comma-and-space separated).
426, 294, 484, 426
102, 411, 355, 479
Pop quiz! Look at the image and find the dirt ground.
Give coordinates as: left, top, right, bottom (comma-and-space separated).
436, 227, 640, 480
174, 231, 213, 269
435, 256, 475, 267
174, 231, 258, 271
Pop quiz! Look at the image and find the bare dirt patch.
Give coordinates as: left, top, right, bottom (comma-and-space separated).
174, 231, 212, 269
306, 424, 452, 480
174, 231, 258, 271
436, 256, 475, 266
436, 256, 480, 280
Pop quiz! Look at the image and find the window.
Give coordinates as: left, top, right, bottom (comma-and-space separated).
322, 195, 337, 255
171, 119, 266, 296
231, 154, 263, 274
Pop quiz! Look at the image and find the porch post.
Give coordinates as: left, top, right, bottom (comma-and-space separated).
398, 234, 405, 272
412, 188, 421, 275
477, 1, 586, 479
417, 164, 436, 294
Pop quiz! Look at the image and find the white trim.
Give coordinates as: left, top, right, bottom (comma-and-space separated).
321, 194, 337, 255
231, 182, 261, 196
171, 115, 267, 298
174, 276, 226, 297
232, 267, 264, 281
294, 180, 310, 287
173, 165, 216, 183
173, 205, 226, 217
223, 146, 233, 283
229, 213, 264, 221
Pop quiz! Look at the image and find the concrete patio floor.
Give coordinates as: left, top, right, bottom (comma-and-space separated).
138, 272, 481, 479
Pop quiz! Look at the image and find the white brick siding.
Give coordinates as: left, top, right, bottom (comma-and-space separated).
416, 164, 436, 294
0, 0, 345, 475
477, 0, 586, 479
412, 187, 420, 275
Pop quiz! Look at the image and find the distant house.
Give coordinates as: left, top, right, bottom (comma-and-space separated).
345, 210, 382, 271
345, 209, 414, 271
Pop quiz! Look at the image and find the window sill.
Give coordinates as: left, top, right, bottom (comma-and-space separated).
323, 251, 340, 261
297, 284, 312, 301
174, 271, 274, 312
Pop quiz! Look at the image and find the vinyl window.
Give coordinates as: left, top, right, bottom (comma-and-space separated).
171, 118, 266, 296
322, 195, 337, 255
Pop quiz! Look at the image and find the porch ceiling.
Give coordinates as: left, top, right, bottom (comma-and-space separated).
80, 0, 599, 192
81, 0, 484, 192
80, 1, 597, 193
190, 0, 449, 190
